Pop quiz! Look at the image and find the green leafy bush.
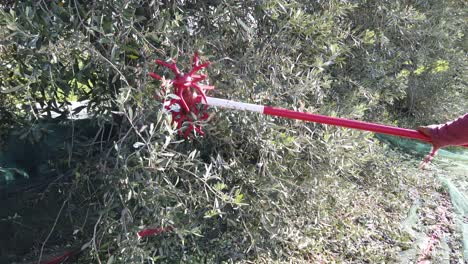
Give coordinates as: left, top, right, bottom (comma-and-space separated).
0, 0, 466, 263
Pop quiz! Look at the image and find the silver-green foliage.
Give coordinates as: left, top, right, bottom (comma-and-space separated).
0, 0, 466, 262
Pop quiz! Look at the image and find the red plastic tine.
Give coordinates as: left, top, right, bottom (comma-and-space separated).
192, 83, 208, 103
189, 61, 210, 76
156, 59, 181, 75
193, 53, 200, 67
149, 72, 162, 80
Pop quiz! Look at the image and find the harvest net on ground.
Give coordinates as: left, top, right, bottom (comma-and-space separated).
378, 134, 468, 263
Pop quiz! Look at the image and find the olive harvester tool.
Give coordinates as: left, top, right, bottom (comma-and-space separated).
149, 53, 467, 166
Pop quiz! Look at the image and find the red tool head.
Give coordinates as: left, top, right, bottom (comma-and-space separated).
149, 53, 214, 137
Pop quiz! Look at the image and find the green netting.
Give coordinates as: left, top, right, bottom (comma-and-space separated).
0, 119, 115, 261
377, 134, 468, 262
0, 168, 29, 185
2, 126, 465, 261
0, 119, 112, 191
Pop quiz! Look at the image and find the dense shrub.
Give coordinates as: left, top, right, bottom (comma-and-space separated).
0, 0, 465, 263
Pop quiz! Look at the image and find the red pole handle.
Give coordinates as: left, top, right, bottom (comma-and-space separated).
264, 106, 432, 142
